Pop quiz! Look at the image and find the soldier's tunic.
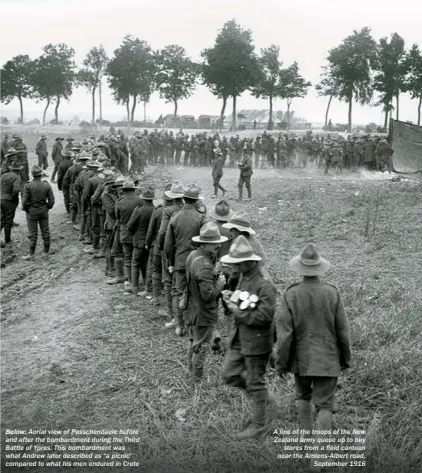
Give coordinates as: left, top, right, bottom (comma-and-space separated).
57, 156, 74, 214
1, 171, 22, 243
36, 139, 49, 170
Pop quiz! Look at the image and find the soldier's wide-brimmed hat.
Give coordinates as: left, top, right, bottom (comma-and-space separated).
142, 185, 155, 200
66, 137, 74, 141
32, 165, 43, 176
192, 221, 228, 244
55, 137, 64, 141
5, 148, 18, 158
102, 169, 114, 176
97, 141, 108, 148
163, 183, 173, 201
183, 183, 204, 200
77, 154, 90, 161
289, 243, 330, 276
220, 235, 261, 264
223, 213, 256, 235
9, 162, 23, 171
41, 134, 47, 139
13, 135, 22, 141
164, 181, 185, 199
62, 150, 75, 158
211, 200, 233, 222
104, 179, 116, 186
121, 180, 138, 190
86, 161, 101, 169
111, 177, 125, 188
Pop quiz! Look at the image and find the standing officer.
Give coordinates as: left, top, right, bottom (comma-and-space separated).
237, 151, 253, 201
21, 165, 55, 260
1, 161, 23, 247
51, 137, 64, 183
36, 134, 49, 172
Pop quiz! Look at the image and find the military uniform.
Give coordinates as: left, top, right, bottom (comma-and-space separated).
57, 155, 74, 215
237, 154, 253, 200
51, 139, 64, 182
36, 138, 49, 170
1, 170, 22, 244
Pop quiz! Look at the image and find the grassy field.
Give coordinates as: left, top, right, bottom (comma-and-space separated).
1, 130, 421, 473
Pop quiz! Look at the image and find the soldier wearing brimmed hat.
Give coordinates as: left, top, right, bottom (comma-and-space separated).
36, 134, 49, 173
237, 149, 253, 201
115, 180, 144, 288
274, 243, 351, 473
1, 161, 23, 247
21, 166, 55, 260
157, 181, 186, 324
211, 148, 226, 199
126, 185, 156, 295
51, 137, 65, 183
220, 235, 277, 439
57, 150, 75, 217
64, 137, 75, 151
63, 153, 89, 228
145, 183, 173, 308
164, 184, 211, 336
1, 133, 11, 165
182, 221, 228, 383
82, 161, 103, 255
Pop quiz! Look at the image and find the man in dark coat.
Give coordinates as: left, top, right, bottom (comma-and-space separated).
21, 165, 55, 260
127, 186, 155, 294
237, 152, 253, 201
211, 148, 226, 198
184, 222, 227, 383
35, 134, 49, 171
275, 243, 351, 473
57, 150, 75, 217
51, 137, 64, 183
0, 161, 23, 246
82, 161, 102, 255
221, 236, 277, 439
164, 184, 210, 336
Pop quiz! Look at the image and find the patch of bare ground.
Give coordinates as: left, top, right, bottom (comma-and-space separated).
1, 157, 421, 473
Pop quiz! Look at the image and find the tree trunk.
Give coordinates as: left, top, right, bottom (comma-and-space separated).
220, 95, 227, 120
126, 100, 130, 122
173, 100, 178, 119
232, 95, 237, 131
396, 94, 400, 120
384, 107, 389, 132
325, 95, 333, 128
348, 97, 353, 133
99, 79, 103, 125
42, 97, 51, 125
54, 96, 60, 123
418, 96, 421, 126
268, 95, 273, 130
287, 100, 292, 130
131, 95, 137, 123
91, 86, 96, 125
17, 96, 24, 124
143, 101, 147, 122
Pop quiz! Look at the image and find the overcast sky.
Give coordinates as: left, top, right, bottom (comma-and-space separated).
1, 0, 421, 125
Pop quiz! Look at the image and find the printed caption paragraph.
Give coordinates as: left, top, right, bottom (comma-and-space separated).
3, 428, 140, 468
274, 428, 366, 468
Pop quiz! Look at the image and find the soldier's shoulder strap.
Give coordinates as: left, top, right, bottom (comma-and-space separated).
285, 282, 300, 292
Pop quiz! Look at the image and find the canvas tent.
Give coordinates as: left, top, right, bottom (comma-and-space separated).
390, 119, 422, 173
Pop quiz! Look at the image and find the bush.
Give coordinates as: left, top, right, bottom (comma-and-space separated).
1, 117, 9, 125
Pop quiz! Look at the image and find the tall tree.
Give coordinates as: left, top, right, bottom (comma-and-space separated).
76, 45, 108, 125
279, 62, 311, 129
251, 45, 285, 130
405, 44, 422, 125
315, 65, 340, 128
107, 36, 156, 122
373, 33, 408, 129
156, 45, 197, 118
0, 55, 33, 123
32, 44, 76, 124
326, 27, 377, 132
201, 20, 259, 130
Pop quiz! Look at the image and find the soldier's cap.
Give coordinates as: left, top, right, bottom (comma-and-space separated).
192, 221, 228, 244
13, 135, 22, 141
141, 185, 155, 201
211, 200, 233, 222
103, 169, 114, 177
111, 177, 125, 188
97, 141, 108, 147
165, 181, 185, 199
5, 148, 18, 158
9, 162, 23, 171
289, 243, 330, 276
104, 179, 116, 186
41, 134, 47, 139
163, 183, 173, 201
220, 235, 261, 264
121, 180, 139, 191
222, 213, 256, 235
32, 165, 43, 176
77, 155, 90, 161
55, 137, 64, 141
183, 183, 204, 200
66, 137, 75, 141
86, 161, 101, 169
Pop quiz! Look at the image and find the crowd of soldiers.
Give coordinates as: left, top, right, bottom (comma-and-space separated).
0, 129, 353, 473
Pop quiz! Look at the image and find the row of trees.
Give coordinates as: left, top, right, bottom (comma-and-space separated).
2, 21, 422, 130
316, 28, 422, 129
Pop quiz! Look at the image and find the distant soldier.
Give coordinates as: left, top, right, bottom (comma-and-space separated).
352, 139, 364, 171
211, 149, 226, 198
21, 165, 55, 260
36, 134, 49, 171
254, 136, 261, 168
57, 150, 75, 217
51, 137, 64, 183
1, 133, 11, 165
237, 151, 253, 201
12, 136, 29, 183
82, 161, 102, 255
64, 137, 75, 151
1, 161, 23, 247
376, 138, 394, 173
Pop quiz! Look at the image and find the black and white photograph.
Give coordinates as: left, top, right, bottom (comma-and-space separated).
1, 0, 421, 472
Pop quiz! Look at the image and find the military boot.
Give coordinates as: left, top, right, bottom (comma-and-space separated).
296, 400, 313, 448
130, 266, 140, 294
107, 258, 125, 284
309, 408, 333, 473
237, 398, 267, 440
237, 187, 243, 201
93, 238, 106, 259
